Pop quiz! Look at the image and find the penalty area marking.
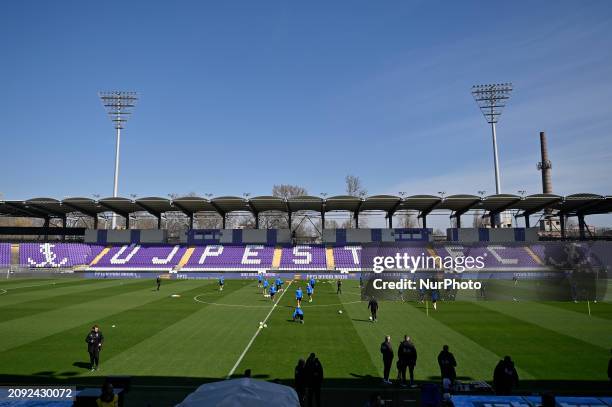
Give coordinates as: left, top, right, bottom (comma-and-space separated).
226, 281, 292, 379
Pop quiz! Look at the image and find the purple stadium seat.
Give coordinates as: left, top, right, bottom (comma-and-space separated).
0, 243, 10, 267
181, 245, 275, 271
279, 245, 326, 270
20, 243, 104, 268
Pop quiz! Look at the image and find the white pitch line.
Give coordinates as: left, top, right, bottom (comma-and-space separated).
0, 280, 77, 291
226, 281, 293, 379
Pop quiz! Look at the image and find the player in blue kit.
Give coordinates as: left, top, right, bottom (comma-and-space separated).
306, 283, 314, 303
309, 277, 316, 291
276, 277, 283, 292
293, 306, 304, 323
269, 284, 277, 301
219, 276, 224, 291
257, 274, 263, 288
296, 286, 303, 307
263, 279, 269, 296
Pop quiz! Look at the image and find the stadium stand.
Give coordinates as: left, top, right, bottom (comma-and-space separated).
179, 245, 276, 271
90, 244, 188, 271
20, 243, 104, 268
0, 243, 10, 267
279, 245, 327, 270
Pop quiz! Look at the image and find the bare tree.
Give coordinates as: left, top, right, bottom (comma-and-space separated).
344, 175, 367, 228
396, 212, 418, 228
345, 175, 367, 197
272, 184, 307, 199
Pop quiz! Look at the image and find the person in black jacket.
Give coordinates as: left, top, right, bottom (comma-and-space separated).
156, 276, 161, 291
397, 335, 417, 386
305, 353, 323, 407
438, 345, 457, 384
368, 297, 379, 322
380, 335, 394, 384
85, 325, 104, 371
294, 358, 307, 406
493, 356, 519, 395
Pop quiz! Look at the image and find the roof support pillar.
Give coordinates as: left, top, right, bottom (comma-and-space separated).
524, 215, 530, 228
126, 214, 130, 230
388, 212, 393, 228
421, 214, 427, 229
255, 212, 259, 229
560, 214, 566, 239
189, 214, 194, 229
288, 212, 292, 230
222, 213, 226, 229
321, 211, 325, 230
578, 214, 586, 241
43, 217, 50, 241
456, 214, 461, 228
354, 212, 359, 229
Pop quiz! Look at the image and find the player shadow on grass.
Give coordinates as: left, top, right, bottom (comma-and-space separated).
72, 362, 91, 370
351, 318, 372, 322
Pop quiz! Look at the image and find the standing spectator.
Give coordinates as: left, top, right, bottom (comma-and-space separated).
380, 335, 394, 384
437, 345, 457, 384
295, 359, 307, 406
493, 356, 519, 395
85, 325, 104, 371
398, 336, 417, 387
305, 353, 323, 407
96, 381, 118, 407
368, 297, 379, 322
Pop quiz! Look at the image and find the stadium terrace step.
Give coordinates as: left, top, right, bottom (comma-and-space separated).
326, 246, 335, 270
272, 246, 282, 269
90, 246, 111, 266
175, 247, 196, 271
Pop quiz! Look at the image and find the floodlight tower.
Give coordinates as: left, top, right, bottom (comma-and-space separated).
471, 83, 513, 195
98, 91, 138, 228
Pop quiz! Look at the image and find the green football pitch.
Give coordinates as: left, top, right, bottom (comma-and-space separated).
0, 277, 610, 405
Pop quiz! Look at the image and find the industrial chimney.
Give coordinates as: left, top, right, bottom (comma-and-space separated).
537, 131, 553, 194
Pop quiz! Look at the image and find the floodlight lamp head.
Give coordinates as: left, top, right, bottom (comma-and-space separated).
471, 83, 513, 124
98, 91, 139, 129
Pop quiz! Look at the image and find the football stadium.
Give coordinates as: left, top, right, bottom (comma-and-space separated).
2, 2, 612, 407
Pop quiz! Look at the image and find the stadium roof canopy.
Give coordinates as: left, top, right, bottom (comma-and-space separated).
1, 193, 611, 222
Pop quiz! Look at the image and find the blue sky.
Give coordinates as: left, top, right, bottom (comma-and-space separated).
1, 1, 611, 224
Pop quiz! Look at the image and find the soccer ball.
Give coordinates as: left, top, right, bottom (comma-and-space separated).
369, 316, 373, 321
263, 324, 267, 328
111, 325, 116, 328
338, 310, 343, 314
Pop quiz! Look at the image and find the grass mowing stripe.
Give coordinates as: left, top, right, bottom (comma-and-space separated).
341, 281, 532, 382
0, 279, 191, 352
227, 281, 292, 379
0, 278, 95, 293
0, 280, 146, 323
0, 280, 136, 321
478, 301, 612, 350
543, 301, 612, 321
236, 279, 378, 382
101, 280, 272, 378
0, 280, 219, 380
422, 301, 608, 380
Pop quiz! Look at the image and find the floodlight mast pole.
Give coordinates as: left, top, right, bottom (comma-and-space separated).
98, 91, 138, 229
471, 83, 512, 224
